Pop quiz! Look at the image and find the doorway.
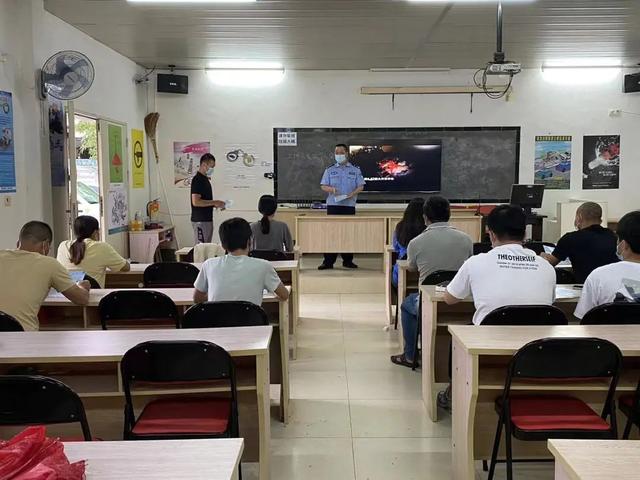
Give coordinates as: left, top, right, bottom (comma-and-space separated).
72, 114, 102, 238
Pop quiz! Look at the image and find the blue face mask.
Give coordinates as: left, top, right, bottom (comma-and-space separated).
206, 167, 214, 177
335, 154, 347, 164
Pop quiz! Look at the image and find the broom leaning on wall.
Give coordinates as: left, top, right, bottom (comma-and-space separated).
144, 112, 181, 247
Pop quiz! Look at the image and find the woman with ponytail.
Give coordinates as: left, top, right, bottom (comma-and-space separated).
250, 195, 293, 252
57, 216, 130, 287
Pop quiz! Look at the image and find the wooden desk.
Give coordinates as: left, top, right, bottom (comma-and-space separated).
64, 439, 244, 480
42, 288, 290, 424
104, 261, 301, 360
420, 285, 583, 422
384, 245, 396, 325
0, 328, 271, 480
548, 439, 640, 480
449, 325, 640, 480
129, 226, 177, 263
295, 216, 387, 254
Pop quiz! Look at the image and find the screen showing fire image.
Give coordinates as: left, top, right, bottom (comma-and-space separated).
349, 142, 442, 193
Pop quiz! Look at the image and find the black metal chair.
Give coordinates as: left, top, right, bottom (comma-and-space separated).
619, 378, 640, 439
0, 375, 92, 440
84, 274, 101, 289
182, 301, 268, 329
98, 290, 180, 330
412, 270, 458, 370
143, 262, 200, 288
555, 268, 577, 285
120, 340, 239, 441
580, 302, 640, 325
249, 250, 294, 261
0, 311, 24, 332
482, 305, 568, 326
488, 338, 622, 480
473, 242, 493, 255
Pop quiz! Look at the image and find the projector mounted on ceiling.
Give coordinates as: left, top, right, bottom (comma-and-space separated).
474, 1, 521, 97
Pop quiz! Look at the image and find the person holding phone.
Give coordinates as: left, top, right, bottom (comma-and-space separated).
318, 143, 365, 270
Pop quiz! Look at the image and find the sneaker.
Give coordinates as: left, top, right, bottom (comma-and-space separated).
317, 264, 334, 270
342, 262, 358, 269
437, 385, 452, 411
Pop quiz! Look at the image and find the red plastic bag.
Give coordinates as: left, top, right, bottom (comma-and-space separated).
0, 427, 85, 480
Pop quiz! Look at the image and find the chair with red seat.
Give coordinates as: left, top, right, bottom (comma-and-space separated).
99, 290, 180, 330
143, 262, 200, 288
120, 340, 239, 441
580, 302, 640, 325
0, 311, 24, 332
487, 337, 622, 480
619, 379, 640, 439
0, 375, 92, 441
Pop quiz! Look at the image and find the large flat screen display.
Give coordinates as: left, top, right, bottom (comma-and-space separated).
349, 141, 442, 193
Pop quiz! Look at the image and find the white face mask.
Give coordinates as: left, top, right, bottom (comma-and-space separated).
616, 241, 624, 261
206, 167, 214, 177
335, 154, 347, 164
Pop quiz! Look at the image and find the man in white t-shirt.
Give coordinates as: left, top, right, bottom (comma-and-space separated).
194, 218, 289, 306
444, 204, 557, 325
575, 211, 640, 319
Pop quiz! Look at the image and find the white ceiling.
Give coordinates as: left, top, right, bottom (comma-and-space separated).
43, 0, 640, 70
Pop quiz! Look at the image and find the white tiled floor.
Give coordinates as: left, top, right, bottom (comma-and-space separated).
246, 257, 554, 480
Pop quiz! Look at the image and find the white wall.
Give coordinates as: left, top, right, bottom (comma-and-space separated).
154, 68, 640, 246
0, 0, 149, 250
0, 0, 46, 247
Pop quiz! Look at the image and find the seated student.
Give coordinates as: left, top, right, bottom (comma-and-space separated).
390, 196, 473, 367
574, 211, 640, 318
57, 216, 130, 288
194, 217, 290, 306
0, 221, 90, 330
250, 195, 293, 252
541, 202, 618, 283
391, 198, 425, 288
445, 204, 557, 325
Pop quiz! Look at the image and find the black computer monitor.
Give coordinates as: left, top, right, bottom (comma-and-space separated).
510, 184, 544, 214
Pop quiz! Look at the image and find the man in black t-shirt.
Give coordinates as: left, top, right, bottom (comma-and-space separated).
190, 153, 226, 244
541, 202, 618, 283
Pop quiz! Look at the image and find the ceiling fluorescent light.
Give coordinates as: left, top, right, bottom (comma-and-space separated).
541, 58, 621, 85
206, 60, 285, 87
127, 0, 256, 3
369, 68, 451, 73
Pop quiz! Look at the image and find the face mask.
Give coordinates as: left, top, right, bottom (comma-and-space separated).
616, 242, 624, 261
207, 167, 214, 177
335, 154, 347, 164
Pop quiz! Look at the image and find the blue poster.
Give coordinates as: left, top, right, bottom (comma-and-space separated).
0, 91, 16, 193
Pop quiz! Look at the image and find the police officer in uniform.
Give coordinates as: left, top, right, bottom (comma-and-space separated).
318, 143, 365, 270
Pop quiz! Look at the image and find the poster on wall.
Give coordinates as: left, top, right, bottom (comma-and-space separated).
223, 144, 262, 190
107, 184, 128, 234
583, 135, 620, 190
108, 124, 124, 183
131, 128, 145, 189
48, 99, 66, 187
174, 141, 210, 188
534, 135, 572, 190
0, 91, 16, 193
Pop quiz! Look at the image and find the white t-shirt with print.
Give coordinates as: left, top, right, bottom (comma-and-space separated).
446, 243, 557, 325
574, 261, 640, 319
194, 255, 282, 306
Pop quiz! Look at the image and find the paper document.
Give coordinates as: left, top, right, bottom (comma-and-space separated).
334, 195, 348, 203
69, 271, 86, 283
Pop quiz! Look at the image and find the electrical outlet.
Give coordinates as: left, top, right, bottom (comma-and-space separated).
609, 109, 622, 117
3, 196, 11, 207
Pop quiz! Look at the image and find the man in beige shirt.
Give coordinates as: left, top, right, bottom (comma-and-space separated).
0, 221, 91, 330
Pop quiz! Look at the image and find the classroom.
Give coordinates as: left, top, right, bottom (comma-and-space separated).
0, 0, 639, 479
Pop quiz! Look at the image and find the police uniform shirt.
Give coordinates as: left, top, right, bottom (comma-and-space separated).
320, 162, 365, 207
